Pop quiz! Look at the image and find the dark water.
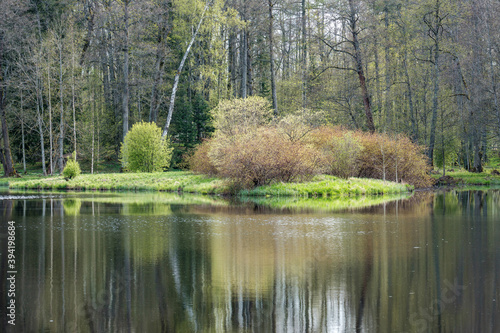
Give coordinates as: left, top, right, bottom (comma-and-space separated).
1, 189, 499, 332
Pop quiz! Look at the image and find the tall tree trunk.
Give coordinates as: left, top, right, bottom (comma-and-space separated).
402, 28, 416, 141
35, 70, 47, 176
484, 1, 500, 138
71, 29, 77, 159
58, 39, 64, 173
21, 90, 26, 174
240, 29, 247, 98
374, 36, 383, 126
162, 0, 212, 139
0, 34, 17, 176
428, 42, 439, 165
91, 82, 95, 174
348, 0, 375, 133
268, 0, 278, 116
81, 0, 95, 65
229, 30, 237, 97
470, 0, 483, 172
425, 0, 442, 166
122, 0, 130, 140
149, 1, 171, 123
47, 63, 54, 175
301, 0, 307, 108
384, 5, 391, 129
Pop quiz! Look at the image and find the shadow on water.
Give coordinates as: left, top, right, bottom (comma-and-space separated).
1, 188, 500, 332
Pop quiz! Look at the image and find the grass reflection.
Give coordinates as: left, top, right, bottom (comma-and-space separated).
240, 193, 411, 212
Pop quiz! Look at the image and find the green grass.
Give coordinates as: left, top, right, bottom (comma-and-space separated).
4, 171, 412, 197
431, 169, 500, 186
6, 171, 230, 194
240, 175, 412, 197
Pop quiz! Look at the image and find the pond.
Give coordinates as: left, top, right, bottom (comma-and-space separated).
1, 189, 500, 332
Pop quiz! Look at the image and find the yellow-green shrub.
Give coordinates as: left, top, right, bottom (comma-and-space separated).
62, 152, 81, 179
120, 121, 173, 172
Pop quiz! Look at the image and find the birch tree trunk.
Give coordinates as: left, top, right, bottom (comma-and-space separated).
47, 63, 54, 175
162, 0, 212, 139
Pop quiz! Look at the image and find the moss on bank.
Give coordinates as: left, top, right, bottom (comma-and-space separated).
4, 171, 412, 197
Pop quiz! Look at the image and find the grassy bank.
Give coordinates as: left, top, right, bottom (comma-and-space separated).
4, 171, 412, 196
240, 175, 412, 196
431, 169, 500, 186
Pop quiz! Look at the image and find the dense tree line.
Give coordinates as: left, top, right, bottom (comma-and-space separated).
0, 0, 499, 176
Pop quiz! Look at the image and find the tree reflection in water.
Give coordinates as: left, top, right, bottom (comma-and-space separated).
0, 190, 499, 332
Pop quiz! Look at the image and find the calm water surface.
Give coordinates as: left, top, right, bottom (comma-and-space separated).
1, 189, 500, 332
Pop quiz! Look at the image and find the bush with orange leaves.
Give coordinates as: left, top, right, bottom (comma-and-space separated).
187, 139, 218, 176
208, 126, 320, 188
355, 132, 433, 188
310, 127, 433, 187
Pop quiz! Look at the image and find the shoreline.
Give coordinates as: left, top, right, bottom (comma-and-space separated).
2, 171, 412, 197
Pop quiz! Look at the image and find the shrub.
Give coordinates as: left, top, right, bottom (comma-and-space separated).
212, 96, 273, 137
62, 152, 81, 179
325, 132, 363, 178
356, 132, 433, 188
310, 127, 432, 187
120, 121, 173, 172
188, 139, 218, 175
208, 127, 319, 187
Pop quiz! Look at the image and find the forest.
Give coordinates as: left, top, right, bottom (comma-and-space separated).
0, 0, 498, 177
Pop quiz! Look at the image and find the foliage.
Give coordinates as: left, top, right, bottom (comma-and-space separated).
208, 126, 320, 188
169, 91, 214, 169
187, 139, 218, 175
309, 127, 433, 187
277, 108, 325, 142
212, 96, 273, 137
355, 133, 433, 188
62, 152, 81, 180
430, 169, 500, 186
326, 133, 363, 179
120, 122, 173, 173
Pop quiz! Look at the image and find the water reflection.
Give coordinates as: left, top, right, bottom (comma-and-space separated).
0, 190, 499, 332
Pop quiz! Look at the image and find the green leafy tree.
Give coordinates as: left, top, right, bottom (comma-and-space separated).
120, 121, 173, 172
